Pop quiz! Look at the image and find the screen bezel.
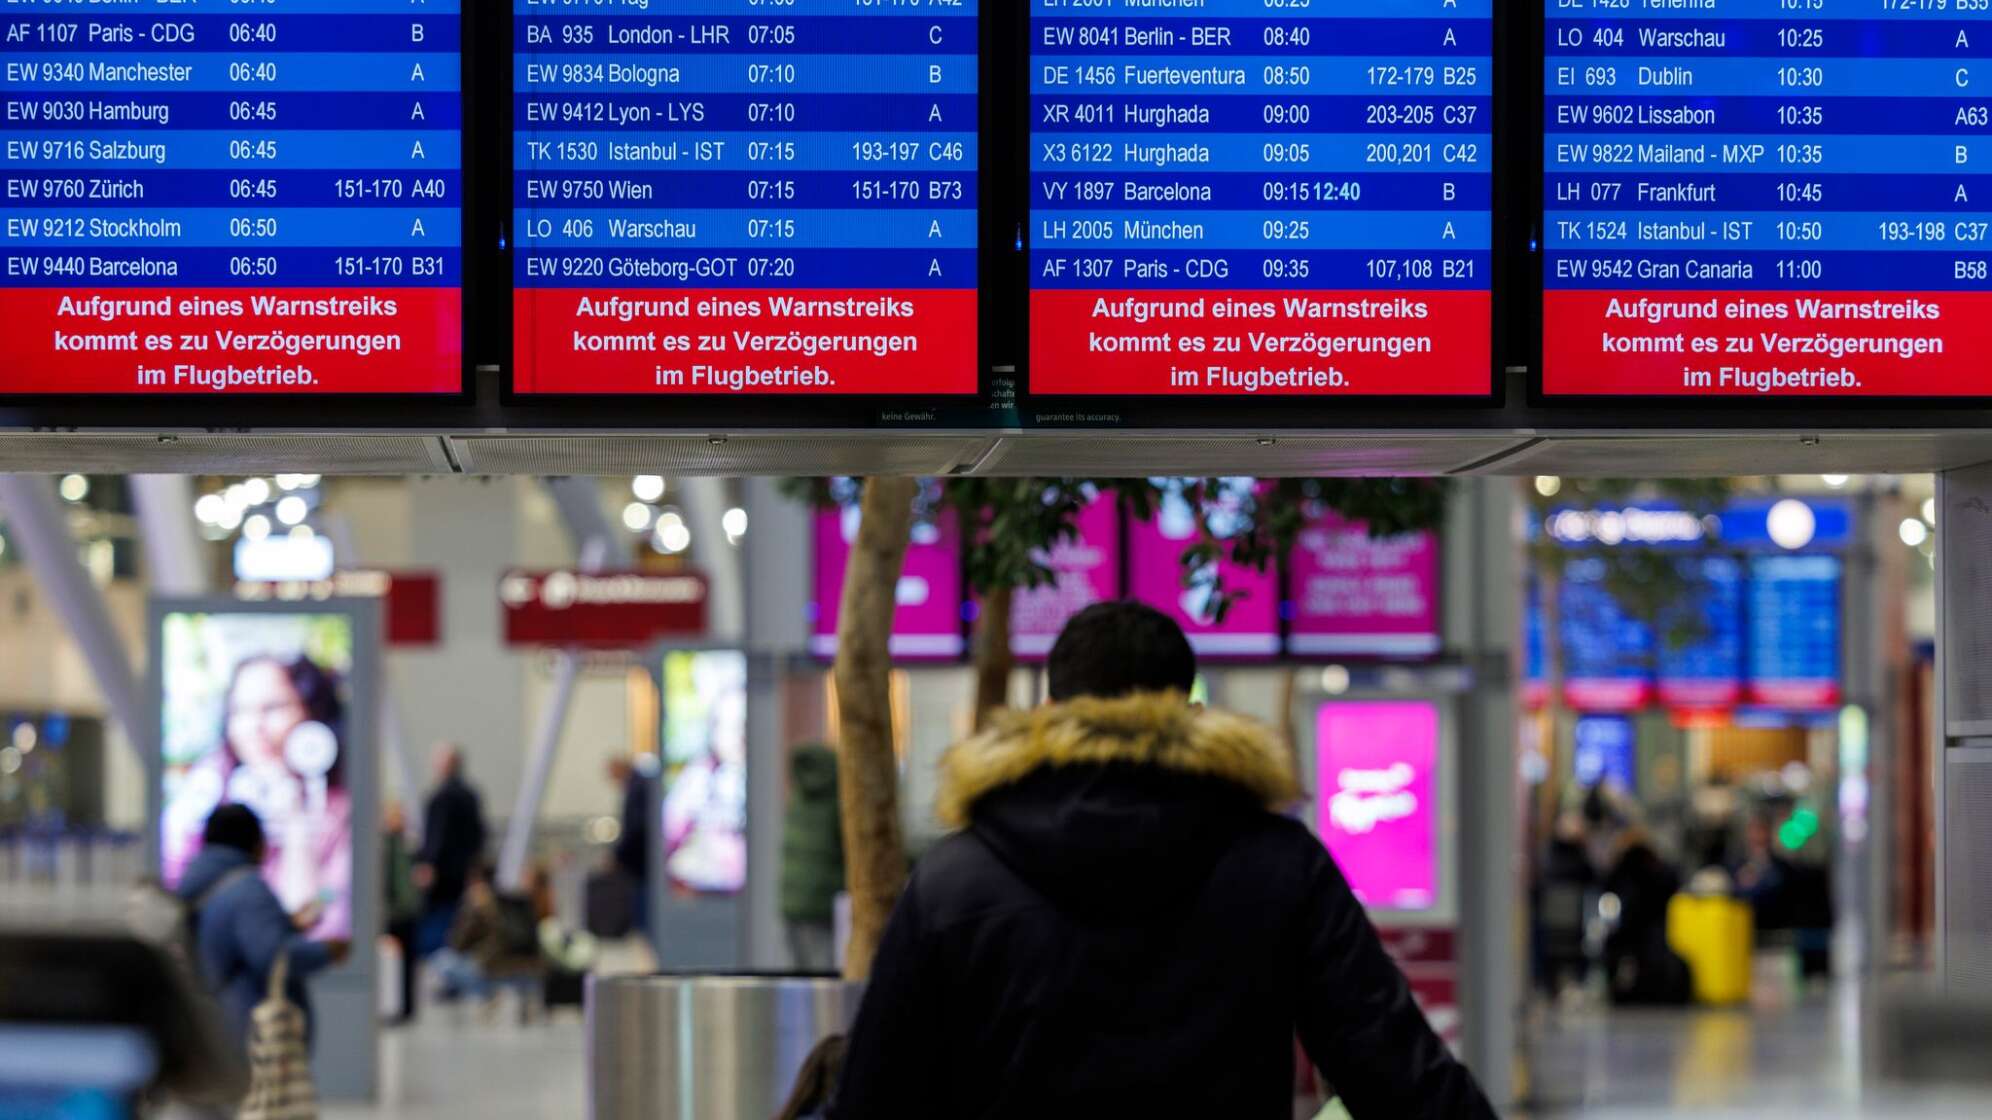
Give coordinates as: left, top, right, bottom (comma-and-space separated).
0, 3, 481, 416
1307, 694, 1458, 926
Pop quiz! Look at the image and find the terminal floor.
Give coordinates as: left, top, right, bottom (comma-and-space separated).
326, 983, 1992, 1119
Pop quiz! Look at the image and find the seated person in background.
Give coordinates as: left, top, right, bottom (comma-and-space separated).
430, 863, 541, 1006
177, 804, 350, 1051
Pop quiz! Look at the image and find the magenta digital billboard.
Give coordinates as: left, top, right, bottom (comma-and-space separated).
1126, 482, 1278, 659
811, 500, 964, 662
1011, 494, 1123, 661
1289, 510, 1441, 659
1315, 701, 1439, 912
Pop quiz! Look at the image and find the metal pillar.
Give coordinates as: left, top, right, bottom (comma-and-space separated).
1447, 477, 1520, 1107
741, 478, 812, 969
321, 513, 422, 836
681, 477, 746, 643
0, 475, 145, 752
1933, 464, 1992, 992
127, 475, 209, 596
495, 479, 617, 891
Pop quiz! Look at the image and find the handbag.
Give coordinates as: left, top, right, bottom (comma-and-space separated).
238, 951, 318, 1120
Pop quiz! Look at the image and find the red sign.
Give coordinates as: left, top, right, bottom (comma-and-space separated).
1376, 926, 1461, 1054
499, 570, 707, 649
235, 570, 441, 648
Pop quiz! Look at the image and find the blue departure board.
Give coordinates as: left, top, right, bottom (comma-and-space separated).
1560, 556, 1656, 711
0, 0, 463, 395
1657, 554, 1743, 711
1746, 553, 1841, 709
1544, 0, 1992, 398
511, 0, 979, 396
1028, 0, 1492, 397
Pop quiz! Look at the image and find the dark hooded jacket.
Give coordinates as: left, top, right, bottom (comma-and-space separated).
829, 694, 1496, 1120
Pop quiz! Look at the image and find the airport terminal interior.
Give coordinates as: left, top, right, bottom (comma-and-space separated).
5, 1, 1992, 1118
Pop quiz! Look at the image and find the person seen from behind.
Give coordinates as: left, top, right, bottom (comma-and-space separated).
415, 742, 487, 957
381, 799, 422, 1025
176, 803, 350, 1053
829, 601, 1496, 1119
780, 742, 845, 973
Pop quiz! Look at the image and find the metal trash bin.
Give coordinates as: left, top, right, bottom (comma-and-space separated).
588, 973, 861, 1120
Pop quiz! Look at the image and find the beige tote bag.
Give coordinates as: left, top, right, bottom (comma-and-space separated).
237, 952, 317, 1120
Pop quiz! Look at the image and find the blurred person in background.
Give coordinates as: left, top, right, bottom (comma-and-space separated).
830, 602, 1493, 1119
1534, 811, 1598, 1000
780, 743, 845, 973
1601, 827, 1690, 1005
381, 800, 421, 1025
607, 754, 652, 930
415, 743, 487, 956
178, 803, 350, 1052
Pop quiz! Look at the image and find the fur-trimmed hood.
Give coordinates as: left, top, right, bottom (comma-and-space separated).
936, 692, 1299, 829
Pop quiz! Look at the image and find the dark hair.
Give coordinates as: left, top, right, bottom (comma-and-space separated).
774, 1034, 848, 1120
221, 654, 347, 789
1046, 601, 1197, 702
202, 803, 266, 857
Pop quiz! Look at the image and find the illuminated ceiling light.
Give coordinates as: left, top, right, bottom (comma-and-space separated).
657, 521, 692, 554
722, 507, 749, 539
216, 504, 245, 532
223, 483, 251, 512
1899, 517, 1930, 549
275, 474, 306, 491
194, 494, 226, 524
11, 723, 36, 753
241, 478, 271, 506
621, 502, 655, 532
1922, 497, 1937, 526
275, 495, 309, 526
631, 475, 666, 503
1820, 474, 1849, 489
58, 474, 89, 503
1319, 665, 1351, 695
288, 525, 315, 542
1766, 499, 1816, 551
0, 747, 20, 776
1533, 476, 1562, 498
242, 514, 272, 542
297, 474, 322, 488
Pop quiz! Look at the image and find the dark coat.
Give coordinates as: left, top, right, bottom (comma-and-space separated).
829, 694, 1495, 1120
614, 771, 652, 882
177, 845, 333, 1051
420, 775, 487, 906
780, 744, 845, 925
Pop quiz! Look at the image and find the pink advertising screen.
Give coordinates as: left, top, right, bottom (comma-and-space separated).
811, 503, 964, 661
1011, 495, 1123, 661
1289, 511, 1441, 659
1127, 484, 1278, 659
1315, 701, 1439, 912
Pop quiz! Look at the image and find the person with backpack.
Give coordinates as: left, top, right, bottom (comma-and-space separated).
176, 804, 350, 1052
828, 602, 1496, 1119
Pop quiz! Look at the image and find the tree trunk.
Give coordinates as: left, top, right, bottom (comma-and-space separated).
972, 582, 1015, 732
1277, 665, 1305, 798
832, 476, 918, 980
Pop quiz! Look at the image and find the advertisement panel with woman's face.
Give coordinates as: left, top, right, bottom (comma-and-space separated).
158, 612, 356, 940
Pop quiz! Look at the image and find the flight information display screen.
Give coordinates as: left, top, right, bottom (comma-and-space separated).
1543, 1, 1992, 398
1028, 0, 1492, 397
0, 0, 463, 396
511, 0, 979, 396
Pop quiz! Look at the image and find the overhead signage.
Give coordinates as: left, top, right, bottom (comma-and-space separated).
500, 569, 707, 648
511, 0, 980, 394
1543, 0, 1992, 397
0, 1, 464, 395
236, 570, 440, 648
1288, 509, 1441, 658
1028, 0, 1493, 396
